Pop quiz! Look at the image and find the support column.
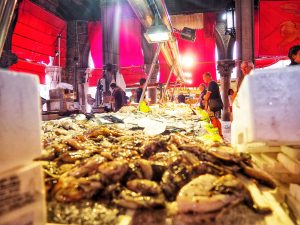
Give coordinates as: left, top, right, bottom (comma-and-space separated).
139, 43, 161, 109
235, 0, 255, 90
66, 20, 90, 111
0, 0, 18, 68
144, 64, 159, 104
217, 60, 235, 121
142, 27, 159, 104
101, 1, 120, 67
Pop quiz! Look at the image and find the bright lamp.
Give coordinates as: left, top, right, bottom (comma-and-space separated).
144, 14, 170, 43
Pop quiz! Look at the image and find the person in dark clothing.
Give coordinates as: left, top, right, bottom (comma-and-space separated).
177, 93, 186, 103
288, 45, 300, 66
203, 72, 223, 137
198, 83, 207, 109
110, 83, 126, 112
136, 78, 146, 103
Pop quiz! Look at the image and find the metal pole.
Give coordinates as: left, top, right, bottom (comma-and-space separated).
58, 34, 61, 68
138, 43, 162, 110
161, 64, 175, 102
0, 0, 8, 22
0, 0, 17, 56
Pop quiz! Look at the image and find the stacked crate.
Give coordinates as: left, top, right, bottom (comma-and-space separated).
247, 146, 300, 221
247, 145, 300, 184
0, 70, 46, 225
47, 88, 75, 112
231, 66, 300, 221
287, 183, 300, 219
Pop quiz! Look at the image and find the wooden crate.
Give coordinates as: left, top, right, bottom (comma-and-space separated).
49, 89, 65, 99
46, 99, 74, 112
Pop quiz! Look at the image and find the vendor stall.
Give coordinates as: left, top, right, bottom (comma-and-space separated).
1, 0, 300, 225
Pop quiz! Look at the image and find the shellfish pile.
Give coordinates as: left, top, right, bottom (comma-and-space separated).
38, 111, 276, 224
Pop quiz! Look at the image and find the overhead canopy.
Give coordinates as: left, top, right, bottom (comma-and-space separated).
6, 0, 297, 86
30, 0, 256, 20
10, 0, 67, 83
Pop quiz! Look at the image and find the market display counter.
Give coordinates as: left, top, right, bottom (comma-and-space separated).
38, 104, 296, 225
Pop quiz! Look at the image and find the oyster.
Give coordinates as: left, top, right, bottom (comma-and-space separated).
127, 179, 162, 196
114, 189, 165, 209
177, 174, 236, 214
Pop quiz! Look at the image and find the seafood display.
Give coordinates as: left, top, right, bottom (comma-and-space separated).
38, 108, 277, 224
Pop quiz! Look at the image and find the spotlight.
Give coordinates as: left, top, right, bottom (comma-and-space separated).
144, 14, 170, 43
180, 27, 196, 42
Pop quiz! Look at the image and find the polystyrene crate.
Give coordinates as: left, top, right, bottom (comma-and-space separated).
0, 163, 46, 225
231, 66, 300, 149
0, 70, 42, 173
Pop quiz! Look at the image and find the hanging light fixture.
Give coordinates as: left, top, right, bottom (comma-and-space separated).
144, 14, 170, 43
180, 27, 196, 42
173, 27, 196, 42
225, 1, 236, 38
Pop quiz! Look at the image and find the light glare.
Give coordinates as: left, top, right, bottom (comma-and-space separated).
148, 32, 169, 42
183, 72, 192, 78
181, 54, 194, 68
186, 79, 193, 84
222, 13, 226, 21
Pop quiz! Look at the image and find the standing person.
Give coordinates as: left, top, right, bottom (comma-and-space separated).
136, 78, 146, 103
198, 83, 207, 109
103, 63, 116, 96
110, 83, 126, 112
177, 92, 186, 103
228, 89, 235, 108
228, 88, 235, 121
233, 60, 255, 101
240, 60, 254, 78
203, 72, 223, 137
288, 45, 300, 66
129, 89, 136, 103
95, 78, 103, 107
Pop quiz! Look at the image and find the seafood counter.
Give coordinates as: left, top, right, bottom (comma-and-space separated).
38, 106, 286, 225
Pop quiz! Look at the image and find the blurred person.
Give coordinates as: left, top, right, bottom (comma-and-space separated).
95, 78, 103, 106
228, 88, 235, 108
110, 83, 126, 112
198, 83, 207, 109
203, 72, 223, 137
103, 63, 115, 95
288, 45, 300, 66
240, 60, 254, 77
87, 94, 96, 106
228, 88, 235, 121
177, 92, 186, 103
234, 60, 255, 101
136, 78, 146, 103
129, 89, 136, 103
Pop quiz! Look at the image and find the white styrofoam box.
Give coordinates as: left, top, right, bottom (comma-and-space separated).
290, 184, 300, 202
232, 66, 300, 148
0, 163, 46, 225
0, 70, 42, 173
281, 145, 300, 161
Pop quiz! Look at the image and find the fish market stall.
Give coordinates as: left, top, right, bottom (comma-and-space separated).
37, 104, 293, 225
